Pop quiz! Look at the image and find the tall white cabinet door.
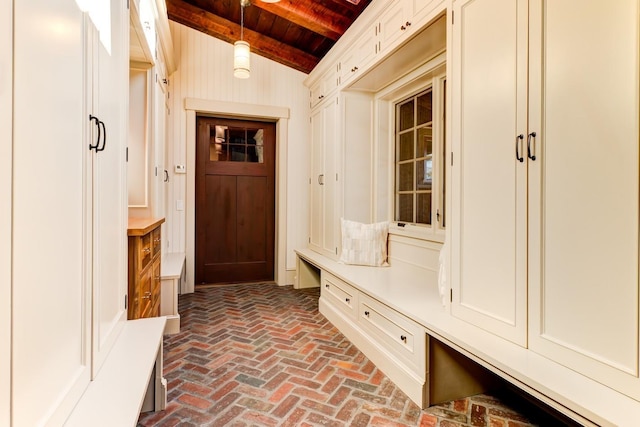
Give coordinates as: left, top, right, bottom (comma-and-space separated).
322, 97, 339, 258
90, 0, 129, 378
12, 2, 92, 425
528, 0, 640, 399
450, 0, 528, 346
308, 97, 339, 259
309, 104, 325, 253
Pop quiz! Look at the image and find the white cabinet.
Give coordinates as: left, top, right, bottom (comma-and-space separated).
377, 0, 409, 53
450, 0, 528, 346
309, 96, 339, 258
310, 64, 338, 109
90, 0, 129, 378
451, 0, 640, 399
527, 0, 640, 400
11, 1, 129, 425
338, 27, 377, 87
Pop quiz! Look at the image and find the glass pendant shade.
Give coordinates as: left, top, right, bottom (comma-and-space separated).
234, 40, 251, 79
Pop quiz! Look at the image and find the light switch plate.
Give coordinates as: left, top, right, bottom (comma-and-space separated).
175, 165, 186, 174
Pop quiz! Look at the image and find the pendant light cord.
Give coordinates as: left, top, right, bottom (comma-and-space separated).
240, 3, 244, 41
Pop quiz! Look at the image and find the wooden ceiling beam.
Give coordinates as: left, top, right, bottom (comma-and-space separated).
251, 1, 351, 41
166, 0, 319, 73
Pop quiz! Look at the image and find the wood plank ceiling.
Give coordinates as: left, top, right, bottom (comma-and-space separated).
166, 0, 373, 74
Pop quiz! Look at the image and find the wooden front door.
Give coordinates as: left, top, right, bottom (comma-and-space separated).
195, 117, 276, 284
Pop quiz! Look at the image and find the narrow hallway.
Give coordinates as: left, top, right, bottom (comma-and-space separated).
138, 284, 570, 426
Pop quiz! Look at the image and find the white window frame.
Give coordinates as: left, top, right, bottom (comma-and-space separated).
374, 59, 446, 243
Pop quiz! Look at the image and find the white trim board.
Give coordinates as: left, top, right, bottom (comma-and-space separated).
184, 98, 290, 293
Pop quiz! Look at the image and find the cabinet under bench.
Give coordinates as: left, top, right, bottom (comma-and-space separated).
295, 248, 640, 427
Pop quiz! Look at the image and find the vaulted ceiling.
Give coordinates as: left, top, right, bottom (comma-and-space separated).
166, 0, 373, 74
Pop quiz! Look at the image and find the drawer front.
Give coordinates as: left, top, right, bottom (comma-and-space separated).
151, 227, 161, 258
322, 272, 358, 319
139, 266, 153, 318
152, 257, 161, 316
138, 232, 152, 271
359, 293, 426, 372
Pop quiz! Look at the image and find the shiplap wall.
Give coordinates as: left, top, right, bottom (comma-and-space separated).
165, 22, 310, 280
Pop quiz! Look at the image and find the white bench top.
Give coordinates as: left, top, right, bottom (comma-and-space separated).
65, 317, 166, 427
296, 248, 640, 427
161, 252, 185, 279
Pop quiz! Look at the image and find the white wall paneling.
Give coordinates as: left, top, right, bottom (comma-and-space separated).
0, 0, 13, 424
166, 22, 310, 290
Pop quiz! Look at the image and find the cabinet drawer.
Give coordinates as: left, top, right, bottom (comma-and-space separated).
151, 227, 161, 258
359, 293, 426, 372
139, 266, 153, 318
138, 232, 152, 271
322, 272, 358, 320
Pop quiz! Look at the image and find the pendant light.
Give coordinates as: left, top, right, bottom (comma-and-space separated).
234, 0, 251, 79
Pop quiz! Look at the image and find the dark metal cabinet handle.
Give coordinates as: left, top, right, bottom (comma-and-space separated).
527, 131, 537, 161
515, 134, 524, 163
318, 174, 324, 185
164, 170, 169, 182
364, 311, 370, 317
345, 297, 350, 303
400, 335, 407, 342
96, 119, 107, 152
89, 115, 100, 151
325, 283, 329, 288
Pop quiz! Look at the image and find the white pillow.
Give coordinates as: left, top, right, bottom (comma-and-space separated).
339, 218, 389, 267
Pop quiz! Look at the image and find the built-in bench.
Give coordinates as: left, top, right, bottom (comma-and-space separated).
160, 252, 185, 334
64, 317, 167, 427
295, 247, 640, 427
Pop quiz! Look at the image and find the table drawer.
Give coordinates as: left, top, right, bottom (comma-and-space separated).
322, 272, 358, 320
359, 293, 426, 372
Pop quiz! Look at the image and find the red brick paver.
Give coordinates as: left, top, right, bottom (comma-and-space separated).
138, 284, 573, 427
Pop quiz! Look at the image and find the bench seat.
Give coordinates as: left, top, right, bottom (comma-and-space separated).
64, 317, 167, 427
296, 247, 640, 427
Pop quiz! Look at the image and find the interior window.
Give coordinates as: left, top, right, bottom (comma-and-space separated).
394, 78, 445, 236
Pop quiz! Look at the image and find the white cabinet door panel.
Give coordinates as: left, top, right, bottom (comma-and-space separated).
528, 0, 640, 399
309, 106, 325, 253
451, 0, 528, 346
91, 0, 128, 378
12, 2, 91, 425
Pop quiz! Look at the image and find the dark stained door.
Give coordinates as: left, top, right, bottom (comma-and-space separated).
195, 116, 275, 284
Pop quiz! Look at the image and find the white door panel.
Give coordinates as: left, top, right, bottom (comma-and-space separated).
451, 0, 528, 345
528, 0, 640, 398
12, 2, 91, 425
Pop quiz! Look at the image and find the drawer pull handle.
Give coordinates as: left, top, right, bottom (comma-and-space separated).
364, 311, 370, 317
142, 292, 152, 300
345, 297, 350, 303
325, 284, 329, 288
400, 335, 407, 343
143, 247, 151, 254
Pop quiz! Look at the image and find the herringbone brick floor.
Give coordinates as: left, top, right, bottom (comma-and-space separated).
138, 283, 571, 427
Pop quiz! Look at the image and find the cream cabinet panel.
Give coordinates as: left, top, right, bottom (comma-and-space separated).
409, 0, 445, 27
378, 0, 408, 54
451, 0, 528, 346
309, 97, 339, 259
339, 27, 377, 87
310, 65, 338, 109
528, 0, 640, 399
12, 2, 91, 425
91, 0, 128, 378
